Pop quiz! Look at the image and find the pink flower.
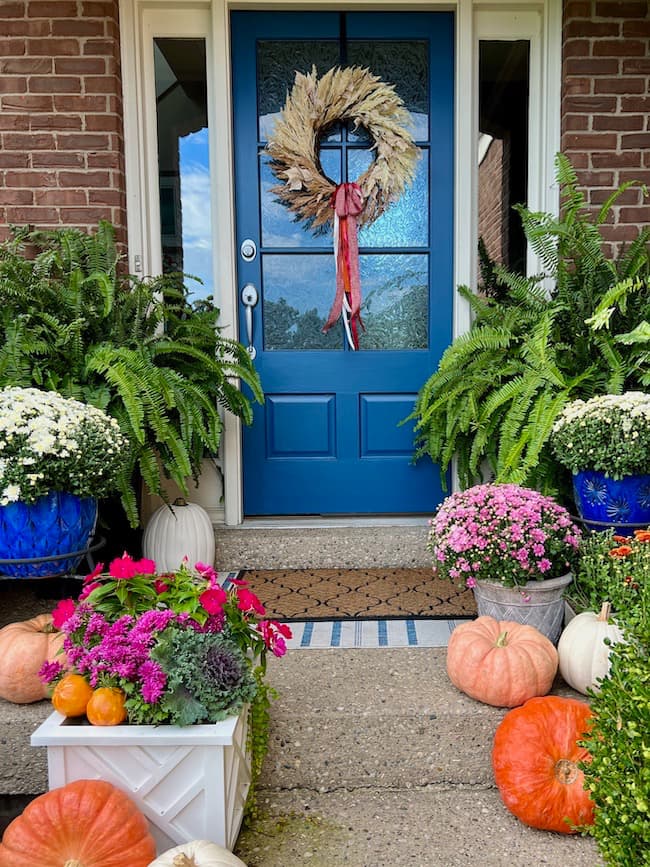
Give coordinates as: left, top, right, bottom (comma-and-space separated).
466, 577, 477, 589
83, 562, 104, 584
258, 620, 292, 656
79, 581, 101, 601
108, 553, 156, 579
237, 587, 265, 615
199, 587, 227, 614
195, 562, 218, 585
154, 579, 170, 594
38, 660, 64, 684
51, 598, 76, 630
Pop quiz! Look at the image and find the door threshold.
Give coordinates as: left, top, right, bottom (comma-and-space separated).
225, 515, 431, 530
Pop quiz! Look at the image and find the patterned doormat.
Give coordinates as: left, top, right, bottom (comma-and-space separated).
238, 568, 476, 621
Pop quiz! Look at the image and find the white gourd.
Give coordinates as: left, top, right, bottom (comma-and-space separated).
148, 839, 247, 867
558, 601, 624, 695
143, 498, 216, 571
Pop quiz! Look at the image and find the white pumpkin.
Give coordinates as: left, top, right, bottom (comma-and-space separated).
143, 498, 216, 571
148, 840, 247, 867
558, 601, 624, 695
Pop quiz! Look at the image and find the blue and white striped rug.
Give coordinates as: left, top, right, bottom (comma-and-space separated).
219, 572, 466, 648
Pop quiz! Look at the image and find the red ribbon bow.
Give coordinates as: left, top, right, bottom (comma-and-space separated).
322, 182, 364, 349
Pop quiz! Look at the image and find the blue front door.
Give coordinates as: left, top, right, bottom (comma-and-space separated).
231, 11, 454, 515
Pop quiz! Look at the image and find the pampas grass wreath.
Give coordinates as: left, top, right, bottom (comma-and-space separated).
266, 65, 419, 230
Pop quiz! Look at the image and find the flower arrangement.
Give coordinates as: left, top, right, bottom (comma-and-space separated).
550, 392, 650, 479
0, 387, 126, 506
429, 483, 581, 589
40, 554, 291, 727
570, 526, 650, 616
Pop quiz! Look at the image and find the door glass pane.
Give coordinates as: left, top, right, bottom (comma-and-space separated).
358, 253, 429, 350
347, 41, 429, 141
154, 38, 212, 300
261, 150, 339, 248
258, 41, 340, 141
350, 149, 428, 248
478, 41, 529, 277
263, 254, 341, 350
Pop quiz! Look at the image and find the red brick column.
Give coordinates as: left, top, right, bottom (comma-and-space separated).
0, 0, 126, 242
561, 0, 650, 255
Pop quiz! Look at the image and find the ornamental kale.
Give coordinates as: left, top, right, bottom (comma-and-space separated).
429, 483, 581, 589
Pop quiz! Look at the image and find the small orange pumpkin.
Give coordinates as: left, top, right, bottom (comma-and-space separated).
86, 686, 128, 726
51, 673, 93, 718
0, 614, 66, 704
492, 695, 594, 833
446, 616, 559, 707
0, 779, 157, 867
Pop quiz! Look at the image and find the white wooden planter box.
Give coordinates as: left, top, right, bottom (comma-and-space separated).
31, 708, 250, 854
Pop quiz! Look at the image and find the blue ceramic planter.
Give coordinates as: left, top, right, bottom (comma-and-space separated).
0, 492, 98, 578
573, 470, 650, 535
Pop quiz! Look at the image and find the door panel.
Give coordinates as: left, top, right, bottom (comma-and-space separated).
231, 11, 454, 515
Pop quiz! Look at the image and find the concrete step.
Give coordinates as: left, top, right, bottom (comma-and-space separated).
235, 786, 602, 866
238, 649, 602, 866
213, 520, 431, 570
261, 648, 584, 790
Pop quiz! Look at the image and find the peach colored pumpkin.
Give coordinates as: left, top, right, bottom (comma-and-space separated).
0, 614, 66, 704
446, 615, 559, 707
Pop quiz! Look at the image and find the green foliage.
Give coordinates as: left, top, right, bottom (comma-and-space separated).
245, 669, 278, 821
0, 222, 263, 525
409, 154, 650, 497
570, 529, 650, 614
580, 618, 650, 865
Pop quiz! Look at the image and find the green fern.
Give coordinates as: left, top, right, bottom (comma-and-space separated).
409, 153, 650, 499
0, 221, 263, 527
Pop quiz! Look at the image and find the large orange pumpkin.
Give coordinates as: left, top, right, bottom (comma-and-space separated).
446, 616, 558, 707
492, 695, 595, 833
0, 779, 157, 867
0, 614, 66, 704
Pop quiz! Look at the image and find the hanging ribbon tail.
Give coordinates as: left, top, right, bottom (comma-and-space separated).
323, 182, 364, 350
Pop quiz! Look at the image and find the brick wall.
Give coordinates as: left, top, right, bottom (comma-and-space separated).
562, 0, 650, 256
0, 0, 126, 243
478, 136, 510, 265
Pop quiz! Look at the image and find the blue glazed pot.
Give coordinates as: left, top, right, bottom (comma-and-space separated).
0, 492, 98, 578
573, 470, 650, 535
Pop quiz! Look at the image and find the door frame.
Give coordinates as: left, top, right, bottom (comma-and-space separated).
119, 0, 562, 525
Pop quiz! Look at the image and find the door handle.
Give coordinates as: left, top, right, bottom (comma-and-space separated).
241, 283, 259, 360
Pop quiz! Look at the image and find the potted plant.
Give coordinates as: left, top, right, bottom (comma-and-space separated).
0, 221, 263, 529
549, 392, 650, 533
429, 482, 581, 643
408, 154, 650, 502
33, 554, 291, 852
0, 387, 127, 577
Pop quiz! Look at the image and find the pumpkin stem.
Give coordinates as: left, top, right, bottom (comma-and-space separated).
554, 758, 579, 785
173, 855, 199, 867
495, 631, 509, 647
172, 497, 188, 507
598, 601, 612, 622
64, 861, 84, 867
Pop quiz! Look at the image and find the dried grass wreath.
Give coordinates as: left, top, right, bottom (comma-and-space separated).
266, 65, 419, 230
266, 65, 419, 349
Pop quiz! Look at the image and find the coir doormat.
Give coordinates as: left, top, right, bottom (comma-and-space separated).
238, 567, 477, 621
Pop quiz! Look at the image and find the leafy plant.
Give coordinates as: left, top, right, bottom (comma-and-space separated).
579, 598, 650, 864
409, 154, 650, 498
0, 222, 263, 525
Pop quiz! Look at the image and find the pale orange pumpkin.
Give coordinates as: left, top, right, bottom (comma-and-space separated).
446, 615, 559, 707
0, 779, 157, 867
0, 614, 66, 704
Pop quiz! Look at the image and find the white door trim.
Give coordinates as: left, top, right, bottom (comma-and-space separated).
120, 0, 562, 525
